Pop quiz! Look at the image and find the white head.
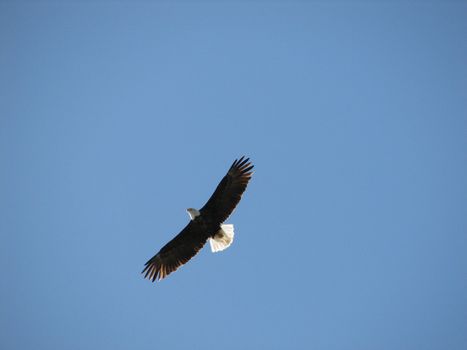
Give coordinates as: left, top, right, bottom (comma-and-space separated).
186, 208, 200, 220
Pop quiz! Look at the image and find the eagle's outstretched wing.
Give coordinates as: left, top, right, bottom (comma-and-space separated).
200, 156, 254, 224
142, 222, 207, 282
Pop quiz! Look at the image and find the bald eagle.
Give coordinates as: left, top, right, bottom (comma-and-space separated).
142, 156, 254, 282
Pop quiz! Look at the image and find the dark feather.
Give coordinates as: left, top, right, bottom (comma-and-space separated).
200, 156, 254, 224
142, 221, 207, 282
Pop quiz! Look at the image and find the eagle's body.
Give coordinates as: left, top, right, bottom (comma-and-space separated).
142, 157, 253, 282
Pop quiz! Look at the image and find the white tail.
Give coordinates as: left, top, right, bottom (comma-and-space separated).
209, 224, 234, 253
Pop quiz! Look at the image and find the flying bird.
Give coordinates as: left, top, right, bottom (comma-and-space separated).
142, 156, 254, 282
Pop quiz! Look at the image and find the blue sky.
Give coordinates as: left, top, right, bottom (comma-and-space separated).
1, 1, 466, 349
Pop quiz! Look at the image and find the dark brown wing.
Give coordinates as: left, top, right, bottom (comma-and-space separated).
200, 156, 254, 224
142, 221, 208, 282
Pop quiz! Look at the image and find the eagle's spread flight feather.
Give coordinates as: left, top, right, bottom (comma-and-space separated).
142, 156, 253, 282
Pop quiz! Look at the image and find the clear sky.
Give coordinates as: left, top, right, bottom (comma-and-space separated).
1, 1, 466, 349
